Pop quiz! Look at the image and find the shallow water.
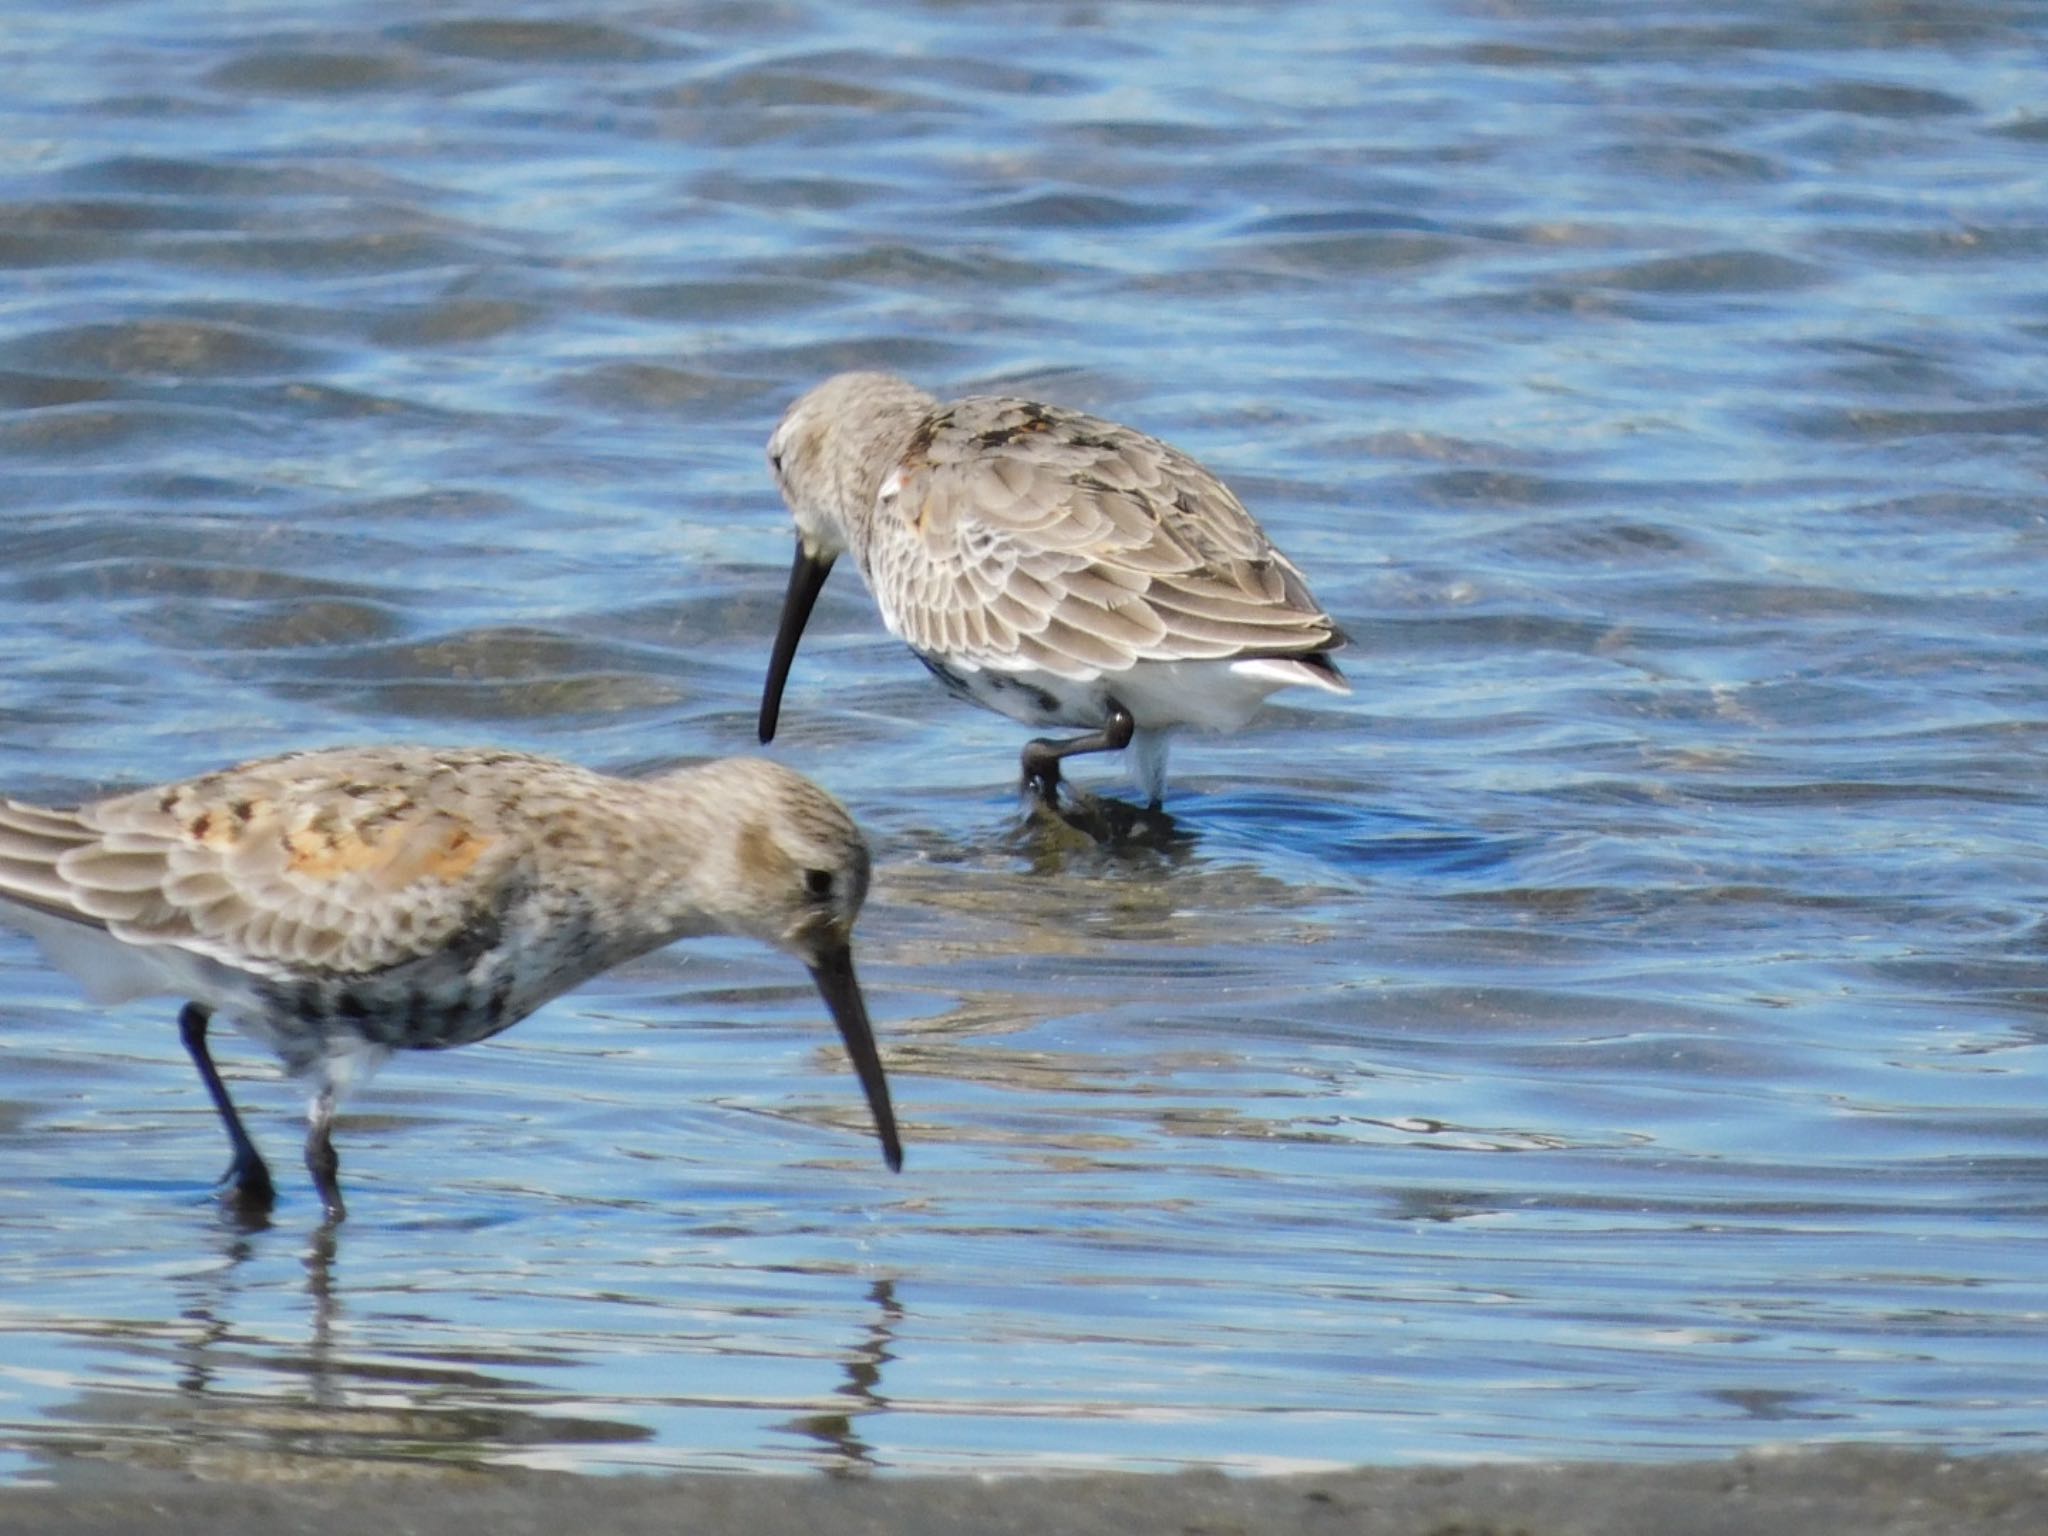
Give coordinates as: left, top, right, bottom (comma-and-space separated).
2, 0, 2046, 1484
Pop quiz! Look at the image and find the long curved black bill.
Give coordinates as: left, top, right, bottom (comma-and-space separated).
808, 943, 903, 1171
759, 543, 835, 744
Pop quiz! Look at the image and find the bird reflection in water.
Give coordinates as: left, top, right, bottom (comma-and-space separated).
38, 1223, 914, 1481
777, 1277, 905, 1475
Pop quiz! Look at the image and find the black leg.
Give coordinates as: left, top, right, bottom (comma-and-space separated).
178, 1002, 275, 1211
1020, 703, 1135, 806
305, 1087, 346, 1225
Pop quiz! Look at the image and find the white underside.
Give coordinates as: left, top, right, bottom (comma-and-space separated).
941, 654, 1344, 730
920, 652, 1348, 802
0, 904, 392, 1102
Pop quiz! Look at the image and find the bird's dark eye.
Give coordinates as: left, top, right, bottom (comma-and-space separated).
803, 868, 834, 900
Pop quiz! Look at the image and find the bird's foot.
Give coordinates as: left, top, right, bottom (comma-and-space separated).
1019, 746, 1064, 810
217, 1151, 276, 1212
208, 1153, 276, 1231
1016, 783, 1184, 852
306, 1116, 347, 1226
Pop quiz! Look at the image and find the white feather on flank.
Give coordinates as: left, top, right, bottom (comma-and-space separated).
1115, 658, 1347, 733
925, 651, 1348, 737
1227, 656, 1352, 695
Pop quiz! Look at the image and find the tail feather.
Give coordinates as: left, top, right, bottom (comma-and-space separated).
0, 797, 201, 1005
0, 800, 95, 839
0, 860, 89, 917
0, 797, 100, 926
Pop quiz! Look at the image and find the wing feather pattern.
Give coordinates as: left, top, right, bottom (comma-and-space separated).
0, 748, 517, 980
863, 396, 1345, 682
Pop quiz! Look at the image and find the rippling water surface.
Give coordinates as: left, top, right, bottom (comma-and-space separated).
2, 0, 2046, 1484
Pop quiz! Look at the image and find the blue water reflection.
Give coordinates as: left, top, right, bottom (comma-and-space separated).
2, 0, 2046, 1483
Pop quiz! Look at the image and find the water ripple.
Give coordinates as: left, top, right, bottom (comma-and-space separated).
0, 0, 2044, 1486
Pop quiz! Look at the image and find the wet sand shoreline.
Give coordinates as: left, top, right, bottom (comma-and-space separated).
3, 1445, 2043, 1535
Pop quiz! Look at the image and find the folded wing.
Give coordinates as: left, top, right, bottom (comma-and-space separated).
866, 396, 1345, 682
0, 749, 510, 980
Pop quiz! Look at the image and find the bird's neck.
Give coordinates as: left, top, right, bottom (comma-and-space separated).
568, 770, 733, 950
839, 380, 937, 549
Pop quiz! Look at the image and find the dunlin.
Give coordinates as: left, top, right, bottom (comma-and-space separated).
0, 745, 901, 1221
758, 372, 1349, 809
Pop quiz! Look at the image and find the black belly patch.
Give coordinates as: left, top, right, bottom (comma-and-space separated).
915, 651, 1063, 720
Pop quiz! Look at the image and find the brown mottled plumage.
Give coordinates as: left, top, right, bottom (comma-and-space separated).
758, 372, 1348, 808
0, 745, 901, 1221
